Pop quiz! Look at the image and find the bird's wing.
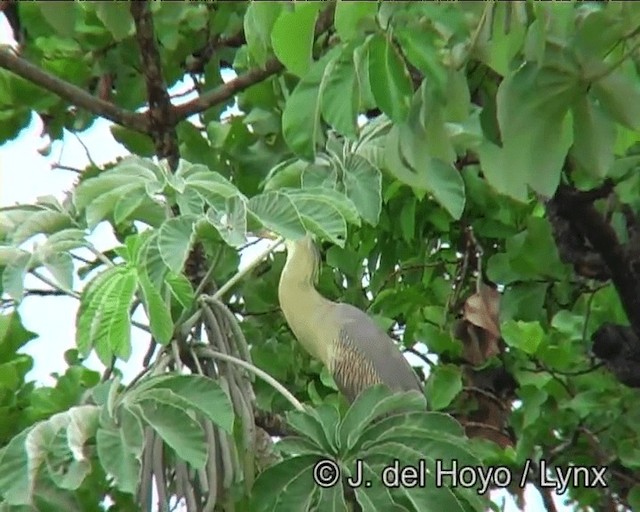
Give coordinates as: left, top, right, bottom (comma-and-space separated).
336, 303, 423, 397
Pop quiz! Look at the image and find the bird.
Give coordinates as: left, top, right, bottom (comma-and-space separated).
277, 234, 423, 403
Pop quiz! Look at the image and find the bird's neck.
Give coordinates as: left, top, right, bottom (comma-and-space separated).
278, 254, 333, 365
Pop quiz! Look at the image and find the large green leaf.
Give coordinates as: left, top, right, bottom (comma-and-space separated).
480, 61, 577, 200
205, 195, 248, 248
339, 385, 426, 452
285, 404, 339, 453
282, 49, 341, 160
248, 191, 306, 240
75, 266, 137, 364
0, 429, 31, 505
138, 399, 207, 469
425, 365, 463, 410
271, 3, 322, 77
334, 2, 378, 41
96, 426, 140, 495
386, 122, 466, 219
0, 312, 37, 364
137, 268, 173, 345
250, 455, 321, 512
367, 34, 413, 122
591, 66, 640, 131
38, 2, 78, 37
157, 215, 197, 274
321, 46, 360, 139
342, 154, 382, 226
571, 96, 616, 178
94, 1, 135, 41
244, 3, 283, 66
128, 374, 235, 434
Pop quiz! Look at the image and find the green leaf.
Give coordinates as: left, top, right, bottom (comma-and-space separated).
316, 483, 348, 511
12, 209, 73, 246
138, 399, 206, 469
334, 2, 378, 41
400, 198, 416, 242
426, 365, 462, 410
591, 67, 640, 131
288, 196, 347, 247
179, 163, 243, 207
366, 442, 469, 512
131, 374, 234, 434
353, 462, 398, 510
282, 49, 340, 160
502, 320, 544, 355
480, 61, 576, 200
75, 266, 137, 364
38, 2, 77, 37
1, 248, 29, 301
244, 3, 282, 66
288, 187, 360, 226
395, 25, 447, 93
485, 2, 526, 75
286, 404, 339, 453
94, 2, 135, 41
339, 385, 426, 451
359, 411, 465, 449
157, 216, 197, 274
271, 3, 321, 77
571, 96, 616, 178
276, 437, 326, 457
248, 191, 306, 240
96, 426, 140, 495
250, 455, 320, 512
25, 406, 99, 493
110, 125, 155, 157
137, 268, 173, 345
321, 47, 360, 139
0, 312, 37, 364
393, 121, 466, 219
367, 34, 413, 122
206, 196, 248, 248
342, 154, 382, 226
0, 429, 31, 505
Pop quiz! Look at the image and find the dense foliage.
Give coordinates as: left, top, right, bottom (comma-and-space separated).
2, 2, 640, 511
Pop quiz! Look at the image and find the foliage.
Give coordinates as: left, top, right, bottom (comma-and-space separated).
1, 1, 640, 511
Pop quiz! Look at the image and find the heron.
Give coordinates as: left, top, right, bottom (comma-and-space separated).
277, 235, 422, 403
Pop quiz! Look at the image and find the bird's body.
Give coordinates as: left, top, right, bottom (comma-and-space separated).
278, 236, 422, 403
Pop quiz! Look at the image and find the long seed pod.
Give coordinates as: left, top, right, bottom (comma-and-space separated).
203, 420, 219, 512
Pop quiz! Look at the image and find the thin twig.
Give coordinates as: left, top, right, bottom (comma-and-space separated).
31, 269, 79, 298
211, 237, 284, 300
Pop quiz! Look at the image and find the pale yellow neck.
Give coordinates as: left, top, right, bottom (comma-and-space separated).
278, 239, 334, 364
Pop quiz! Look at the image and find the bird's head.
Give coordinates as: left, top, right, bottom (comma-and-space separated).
283, 234, 321, 285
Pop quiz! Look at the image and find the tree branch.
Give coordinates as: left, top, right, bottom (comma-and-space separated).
130, 1, 180, 169
173, 58, 284, 122
0, 48, 147, 132
172, 3, 336, 122
555, 184, 640, 336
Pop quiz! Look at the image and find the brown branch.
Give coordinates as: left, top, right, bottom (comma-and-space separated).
555, 184, 640, 336
254, 409, 292, 437
173, 3, 336, 123
186, 30, 247, 73
0, 48, 147, 132
174, 55, 283, 122
130, 1, 179, 169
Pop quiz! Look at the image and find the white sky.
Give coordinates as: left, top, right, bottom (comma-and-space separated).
0, 13, 583, 512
